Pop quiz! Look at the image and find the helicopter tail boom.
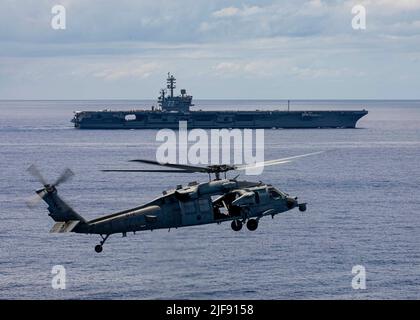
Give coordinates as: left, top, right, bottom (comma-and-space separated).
37, 187, 86, 225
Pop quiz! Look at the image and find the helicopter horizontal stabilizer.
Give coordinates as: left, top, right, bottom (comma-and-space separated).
50, 220, 80, 233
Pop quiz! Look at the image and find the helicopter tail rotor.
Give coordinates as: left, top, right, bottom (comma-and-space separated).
26, 165, 85, 224
26, 165, 75, 208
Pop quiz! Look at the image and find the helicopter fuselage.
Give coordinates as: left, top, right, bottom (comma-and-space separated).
72, 179, 302, 236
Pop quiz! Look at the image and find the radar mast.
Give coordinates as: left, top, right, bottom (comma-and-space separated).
167, 73, 176, 98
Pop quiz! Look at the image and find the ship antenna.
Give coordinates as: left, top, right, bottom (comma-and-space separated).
167, 72, 176, 98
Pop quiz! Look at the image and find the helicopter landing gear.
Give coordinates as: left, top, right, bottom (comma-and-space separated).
95, 234, 110, 253
246, 219, 258, 231
298, 203, 307, 212
231, 220, 242, 231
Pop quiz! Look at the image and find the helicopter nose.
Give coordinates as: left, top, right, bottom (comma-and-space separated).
286, 197, 297, 209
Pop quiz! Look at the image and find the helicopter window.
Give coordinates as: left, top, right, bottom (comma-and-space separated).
268, 188, 283, 200
199, 199, 210, 212
254, 191, 260, 204
181, 201, 196, 215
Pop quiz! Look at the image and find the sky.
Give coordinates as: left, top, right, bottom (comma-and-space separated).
0, 0, 420, 99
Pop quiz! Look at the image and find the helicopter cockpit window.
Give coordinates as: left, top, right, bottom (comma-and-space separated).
268, 188, 283, 200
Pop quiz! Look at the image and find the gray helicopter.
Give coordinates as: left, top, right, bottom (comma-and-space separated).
27, 152, 321, 253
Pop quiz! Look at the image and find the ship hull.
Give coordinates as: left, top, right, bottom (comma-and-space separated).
72, 110, 368, 129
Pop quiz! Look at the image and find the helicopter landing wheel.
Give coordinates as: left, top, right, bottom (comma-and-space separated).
231, 220, 242, 231
246, 219, 258, 231
95, 234, 109, 253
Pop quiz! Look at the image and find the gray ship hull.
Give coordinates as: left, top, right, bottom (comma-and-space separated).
72, 110, 368, 129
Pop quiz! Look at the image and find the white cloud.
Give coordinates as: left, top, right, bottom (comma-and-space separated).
370, 0, 420, 10
308, 0, 324, 8
0, 1, 419, 98
347, 0, 420, 13
212, 7, 240, 18
92, 62, 161, 81
291, 66, 365, 79
212, 5, 262, 18
387, 19, 420, 35
213, 62, 241, 73
212, 59, 289, 77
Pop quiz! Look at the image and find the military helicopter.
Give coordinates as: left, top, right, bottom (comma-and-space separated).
27, 152, 321, 253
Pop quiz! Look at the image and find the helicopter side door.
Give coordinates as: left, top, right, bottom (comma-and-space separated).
179, 196, 213, 226
212, 192, 243, 220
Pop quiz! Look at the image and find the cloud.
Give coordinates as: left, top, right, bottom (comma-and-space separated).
0, 1, 419, 99
290, 66, 366, 79
212, 7, 240, 18
2, 0, 420, 44
92, 61, 161, 81
203, 1, 345, 39
212, 59, 290, 77
308, 0, 324, 8
386, 20, 420, 36
362, 0, 420, 11
212, 5, 262, 18
213, 62, 242, 73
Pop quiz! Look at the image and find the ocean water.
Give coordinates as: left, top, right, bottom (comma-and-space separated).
0, 99, 419, 299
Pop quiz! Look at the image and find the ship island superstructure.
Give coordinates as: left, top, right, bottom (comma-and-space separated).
71, 73, 368, 129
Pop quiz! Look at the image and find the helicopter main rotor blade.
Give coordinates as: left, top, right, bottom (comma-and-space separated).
234, 151, 324, 171
53, 168, 74, 187
117, 151, 324, 175
27, 164, 48, 186
129, 159, 209, 173
260, 151, 324, 164
235, 160, 292, 171
102, 169, 198, 173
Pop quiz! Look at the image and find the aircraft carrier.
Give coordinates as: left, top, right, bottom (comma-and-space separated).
71, 73, 368, 129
